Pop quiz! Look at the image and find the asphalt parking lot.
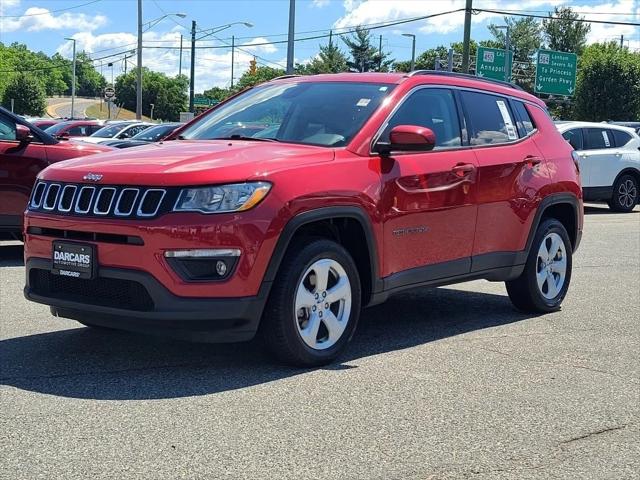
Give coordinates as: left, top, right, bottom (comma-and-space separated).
1, 204, 638, 480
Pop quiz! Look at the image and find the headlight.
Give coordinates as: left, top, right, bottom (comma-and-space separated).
173, 182, 271, 214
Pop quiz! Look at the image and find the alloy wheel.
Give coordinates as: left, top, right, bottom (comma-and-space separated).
536, 232, 567, 300
618, 179, 637, 209
294, 258, 352, 350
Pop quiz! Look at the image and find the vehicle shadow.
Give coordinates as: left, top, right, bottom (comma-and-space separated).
0, 243, 24, 267
584, 204, 639, 215
0, 286, 539, 400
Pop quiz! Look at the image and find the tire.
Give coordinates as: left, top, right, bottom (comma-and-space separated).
506, 218, 572, 313
261, 238, 361, 367
608, 174, 639, 212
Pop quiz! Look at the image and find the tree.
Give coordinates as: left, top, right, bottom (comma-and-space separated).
0, 43, 67, 98
114, 68, 188, 121
489, 16, 543, 63
203, 86, 232, 102
1, 74, 47, 116
542, 7, 591, 55
393, 40, 501, 73
297, 39, 348, 74
574, 43, 640, 121
342, 27, 392, 72
234, 66, 285, 90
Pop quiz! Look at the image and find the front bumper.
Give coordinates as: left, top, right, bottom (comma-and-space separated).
25, 258, 270, 342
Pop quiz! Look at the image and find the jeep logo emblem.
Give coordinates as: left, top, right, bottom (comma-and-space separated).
83, 173, 103, 182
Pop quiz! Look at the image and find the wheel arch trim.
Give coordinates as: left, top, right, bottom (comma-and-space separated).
262, 206, 381, 300
525, 193, 582, 254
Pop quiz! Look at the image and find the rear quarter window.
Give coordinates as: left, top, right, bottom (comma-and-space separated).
460, 91, 519, 145
512, 101, 535, 136
611, 129, 633, 147
562, 129, 583, 150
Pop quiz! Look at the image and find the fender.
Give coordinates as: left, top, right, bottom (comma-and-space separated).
524, 193, 582, 256
262, 206, 382, 299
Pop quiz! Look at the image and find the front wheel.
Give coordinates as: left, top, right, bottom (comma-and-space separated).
506, 218, 572, 313
261, 238, 361, 367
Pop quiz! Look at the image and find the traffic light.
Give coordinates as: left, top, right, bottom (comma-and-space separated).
249, 58, 257, 75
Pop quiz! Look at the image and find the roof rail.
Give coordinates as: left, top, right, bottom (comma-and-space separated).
271, 74, 303, 81
407, 70, 524, 91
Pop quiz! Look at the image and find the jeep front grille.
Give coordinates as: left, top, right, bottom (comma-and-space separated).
29, 181, 172, 219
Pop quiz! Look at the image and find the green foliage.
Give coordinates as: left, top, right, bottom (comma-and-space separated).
489, 17, 543, 63
234, 66, 285, 90
54, 52, 106, 97
1, 74, 47, 116
203, 86, 231, 102
115, 68, 188, 121
574, 43, 640, 121
542, 7, 591, 55
296, 40, 348, 74
342, 27, 393, 72
0, 42, 67, 99
394, 40, 501, 73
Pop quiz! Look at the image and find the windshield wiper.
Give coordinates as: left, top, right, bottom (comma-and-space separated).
211, 134, 280, 142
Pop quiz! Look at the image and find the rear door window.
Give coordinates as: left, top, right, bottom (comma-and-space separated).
583, 128, 612, 150
562, 129, 583, 150
460, 91, 519, 145
380, 88, 462, 149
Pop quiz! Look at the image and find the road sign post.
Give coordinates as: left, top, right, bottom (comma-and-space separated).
535, 49, 577, 96
476, 46, 513, 82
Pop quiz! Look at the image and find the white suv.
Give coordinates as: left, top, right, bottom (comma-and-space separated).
557, 122, 640, 212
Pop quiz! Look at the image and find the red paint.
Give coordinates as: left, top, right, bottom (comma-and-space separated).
23, 73, 581, 300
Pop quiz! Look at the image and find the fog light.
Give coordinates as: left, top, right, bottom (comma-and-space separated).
216, 260, 227, 276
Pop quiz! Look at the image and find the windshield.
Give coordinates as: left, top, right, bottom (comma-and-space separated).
132, 124, 177, 141
91, 123, 128, 138
44, 122, 71, 135
179, 81, 395, 147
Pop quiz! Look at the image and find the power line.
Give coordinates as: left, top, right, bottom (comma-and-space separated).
0, 0, 102, 18
474, 8, 640, 27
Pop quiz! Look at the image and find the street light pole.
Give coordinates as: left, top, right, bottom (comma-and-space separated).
496, 25, 511, 82
136, 0, 143, 120
286, 0, 295, 74
64, 38, 76, 119
461, 0, 473, 73
179, 34, 183, 76
402, 33, 416, 71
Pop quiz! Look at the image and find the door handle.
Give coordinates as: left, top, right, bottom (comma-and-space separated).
451, 163, 476, 178
522, 155, 542, 167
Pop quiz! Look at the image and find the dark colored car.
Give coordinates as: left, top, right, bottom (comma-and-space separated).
23, 72, 583, 366
100, 123, 181, 149
0, 107, 112, 236
31, 119, 61, 130
45, 120, 104, 138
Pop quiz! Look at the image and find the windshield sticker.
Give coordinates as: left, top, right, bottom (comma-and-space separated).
379, 86, 388, 91
496, 100, 518, 140
602, 130, 611, 147
357, 98, 371, 107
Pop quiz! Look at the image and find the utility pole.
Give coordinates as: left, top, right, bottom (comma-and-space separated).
328, 30, 333, 48
68, 38, 76, 119
286, 0, 295, 74
179, 35, 183, 76
189, 20, 196, 112
448, 48, 454, 72
379, 34, 383, 71
620, 34, 624, 48
402, 33, 416, 71
461, 0, 473, 73
231, 35, 235, 87
136, 0, 143, 120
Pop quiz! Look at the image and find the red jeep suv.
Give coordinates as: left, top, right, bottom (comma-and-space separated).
23, 72, 583, 366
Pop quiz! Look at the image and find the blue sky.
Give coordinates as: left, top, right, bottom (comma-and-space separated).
1, 0, 639, 92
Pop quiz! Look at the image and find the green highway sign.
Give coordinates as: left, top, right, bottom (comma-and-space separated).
535, 49, 577, 96
476, 47, 513, 82
193, 97, 217, 107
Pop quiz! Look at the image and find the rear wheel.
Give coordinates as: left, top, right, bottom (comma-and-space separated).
608, 174, 639, 212
261, 238, 361, 367
506, 218, 572, 313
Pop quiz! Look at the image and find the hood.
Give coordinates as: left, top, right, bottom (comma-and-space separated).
45, 141, 113, 163
74, 136, 111, 144
40, 140, 335, 185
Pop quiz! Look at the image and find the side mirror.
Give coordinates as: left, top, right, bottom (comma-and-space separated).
375, 125, 436, 155
16, 124, 33, 143
118, 132, 129, 139
56, 131, 69, 139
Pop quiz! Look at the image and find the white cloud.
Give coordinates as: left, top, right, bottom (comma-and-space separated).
570, 1, 640, 51
333, 0, 565, 34
1, 6, 107, 32
312, 0, 331, 7
0, 0, 21, 8
55, 31, 282, 92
